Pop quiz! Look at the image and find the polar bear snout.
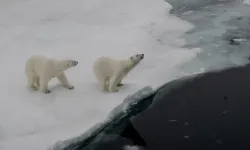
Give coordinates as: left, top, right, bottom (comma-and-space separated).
72, 61, 78, 66
141, 54, 144, 59
137, 54, 144, 59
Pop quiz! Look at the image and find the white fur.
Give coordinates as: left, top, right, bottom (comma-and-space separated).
93, 54, 144, 92
25, 55, 78, 94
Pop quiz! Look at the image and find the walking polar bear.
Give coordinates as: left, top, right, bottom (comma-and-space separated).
25, 55, 78, 94
93, 54, 144, 92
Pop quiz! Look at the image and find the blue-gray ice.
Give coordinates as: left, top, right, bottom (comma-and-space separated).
165, 0, 250, 72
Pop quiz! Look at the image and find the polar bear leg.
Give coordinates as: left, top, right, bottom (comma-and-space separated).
117, 73, 127, 87
57, 72, 74, 89
39, 77, 51, 94
27, 76, 38, 90
25, 65, 38, 90
35, 77, 40, 86
101, 77, 109, 92
95, 76, 108, 92
94, 70, 108, 92
108, 74, 121, 92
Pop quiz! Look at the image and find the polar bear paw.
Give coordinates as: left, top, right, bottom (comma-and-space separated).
109, 87, 119, 92
44, 89, 51, 94
117, 83, 124, 87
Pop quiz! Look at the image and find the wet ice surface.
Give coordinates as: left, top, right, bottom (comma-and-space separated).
165, 0, 250, 73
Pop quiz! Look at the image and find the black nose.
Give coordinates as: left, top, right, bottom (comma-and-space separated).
73, 61, 78, 66
141, 54, 144, 59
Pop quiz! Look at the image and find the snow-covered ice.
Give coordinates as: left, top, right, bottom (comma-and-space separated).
0, 0, 200, 149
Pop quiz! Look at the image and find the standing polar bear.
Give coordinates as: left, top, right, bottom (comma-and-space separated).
93, 54, 144, 92
25, 55, 78, 94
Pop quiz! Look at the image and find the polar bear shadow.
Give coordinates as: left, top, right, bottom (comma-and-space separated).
93, 82, 132, 93
97, 82, 139, 93
49, 83, 72, 92
116, 82, 141, 92
116, 83, 130, 90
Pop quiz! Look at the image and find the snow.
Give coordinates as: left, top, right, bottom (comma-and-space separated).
0, 0, 201, 149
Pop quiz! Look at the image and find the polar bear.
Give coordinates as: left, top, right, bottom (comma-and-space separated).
93, 54, 144, 92
25, 55, 78, 94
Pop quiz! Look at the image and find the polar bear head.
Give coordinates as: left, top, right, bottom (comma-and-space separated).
56, 59, 78, 71
124, 54, 144, 70
129, 53, 144, 64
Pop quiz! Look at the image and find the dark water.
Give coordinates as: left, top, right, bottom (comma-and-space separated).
92, 64, 250, 150
165, 0, 250, 72
129, 64, 250, 150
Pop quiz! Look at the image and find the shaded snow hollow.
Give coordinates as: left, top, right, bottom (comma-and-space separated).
0, 0, 200, 149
